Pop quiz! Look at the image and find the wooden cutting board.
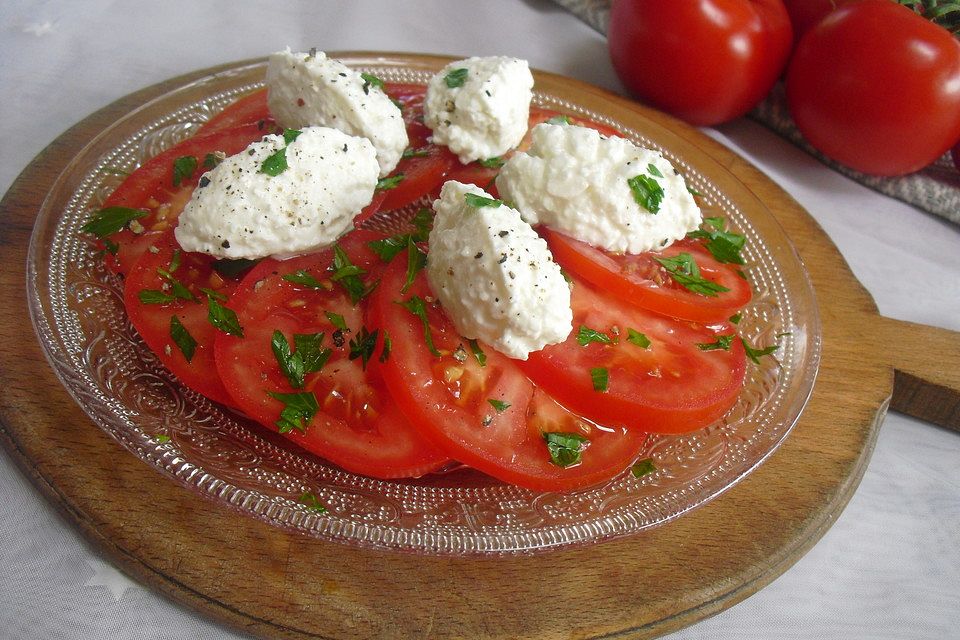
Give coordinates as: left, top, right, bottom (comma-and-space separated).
1, 54, 958, 640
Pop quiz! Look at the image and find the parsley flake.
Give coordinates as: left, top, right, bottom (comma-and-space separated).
488, 399, 511, 413
325, 311, 348, 331
444, 67, 469, 88
205, 293, 243, 337
330, 245, 377, 305
627, 174, 664, 213
172, 155, 198, 187
740, 337, 779, 364
81, 206, 149, 238
402, 146, 430, 159
360, 72, 385, 93
576, 326, 613, 347
631, 458, 657, 479
479, 156, 505, 168
627, 328, 651, 349
403, 238, 427, 293
687, 217, 747, 265
468, 339, 486, 367
464, 193, 502, 208
376, 174, 405, 191
169, 315, 197, 362
398, 296, 440, 357
543, 432, 589, 468
655, 253, 730, 297
299, 491, 328, 514
348, 326, 379, 371
546, 115, 573, 125
696, 334, 735, 351
268, 390, 318, 433
283, 269, 328, 290
590, 367, 609, 392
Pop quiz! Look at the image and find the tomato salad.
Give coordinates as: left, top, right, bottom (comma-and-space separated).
82, 82, 770, 492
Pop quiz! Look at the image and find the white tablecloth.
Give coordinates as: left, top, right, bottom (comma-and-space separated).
1, 1, 958, 638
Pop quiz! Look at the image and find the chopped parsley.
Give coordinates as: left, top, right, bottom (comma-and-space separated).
203, 152, 224, 170
631, 458, 657, 479
468, 339, 486, 367
403, 238, 427, 293
330, 245, 377, 305
740, 337, 779, 364
259, 129, 302, 176
729, 313, 742, 325
590, 366, 609, 392
647, 163, 664, 178
169, 315, 197, 362
360, 71, 384, 93
655, 253, 730, 297
488, 399, 511, 412
324, 311, 348, 331
205, 292, 244, 337
543, 431, 589, 468
380, 330, 392, 363
348, 326, 379, 371
376, 174, 405, 191
283, 269, 328, 290
81, 206, 148, 238
546, 115, 572, 125
172, 155, 198, 187
398, 296, 440, 357
154, 434, 171, 444
627, 173, 664, 214
268, 390, 318, 433
464, 193, 502, 208
299, 491, 328, 513
139, 265, 197, 305
696, 334, 735, 351
479, 156, 505, 168
402, 146, 430, 159
273, 330, 331, 388
444, 67, 469, 88
626, 328, 651, 349
687, 216, 747, 265
576, 325, 613, 346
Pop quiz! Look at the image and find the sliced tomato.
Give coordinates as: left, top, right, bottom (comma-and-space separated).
123, 230, 242, 406
98, 123, 269, 276
195, 88, 274, 135
543, 229, 752, 323
367, 257, 650, 491
214, 231, 449, 479
519, 273, 747, 434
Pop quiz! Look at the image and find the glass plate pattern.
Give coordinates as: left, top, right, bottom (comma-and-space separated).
26, 58, 821, 555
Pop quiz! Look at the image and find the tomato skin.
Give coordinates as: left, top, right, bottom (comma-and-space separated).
101, 123, 270, 275
518, 273, 747, 434
368, 258, 650, 491
781, 0, 859, 43
544, 229, 752, 323
213, 230, 449, 479
607, 0, 793, 126
123, 231, 239, 406
786, 0, 960, 176
195, 88, 273, 135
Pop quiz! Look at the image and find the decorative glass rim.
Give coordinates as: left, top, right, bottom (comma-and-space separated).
26, 57, 821, 555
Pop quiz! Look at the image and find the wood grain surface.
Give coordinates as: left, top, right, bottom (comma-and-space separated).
2, 54, 956, 640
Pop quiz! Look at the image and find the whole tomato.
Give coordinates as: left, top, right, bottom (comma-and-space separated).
786, 0, 960, 176
607, 0, 793, 126
781, 0, 860, 44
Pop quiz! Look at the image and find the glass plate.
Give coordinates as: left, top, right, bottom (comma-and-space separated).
26, 56, 821, 555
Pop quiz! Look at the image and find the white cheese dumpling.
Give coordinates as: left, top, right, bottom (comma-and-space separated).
266, 48, 407, 177
174, 126, 379, 260
496, 123, 702, 254
427, 181, 572, 360
423, 56, 533, 164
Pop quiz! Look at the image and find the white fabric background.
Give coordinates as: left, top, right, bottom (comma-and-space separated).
1, 1, 958, 638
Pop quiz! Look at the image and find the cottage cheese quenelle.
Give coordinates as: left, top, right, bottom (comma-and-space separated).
266, 48, 407, 177
174, 127, 379, 260
496, 123, 702, 254
426, 181, 572, 360
424, 56, 533, 164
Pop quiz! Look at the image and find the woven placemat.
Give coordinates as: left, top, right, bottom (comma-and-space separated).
553, 0, 960, 226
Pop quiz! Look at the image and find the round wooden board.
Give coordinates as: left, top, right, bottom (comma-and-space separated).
1, 53, 938, 640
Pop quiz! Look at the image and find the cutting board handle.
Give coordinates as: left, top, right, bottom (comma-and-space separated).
874, 316, 960, 433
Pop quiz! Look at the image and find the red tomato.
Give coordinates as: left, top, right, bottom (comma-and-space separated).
99, 123, 268, 275
607, 0, 793, 126
781, 0, 859, 43
123, 231, 241, 406
214, 230, 449, 479
786, 0, 960, 175
519, 274, 747, 434
195, 88, 274, 135
367, 258, 650, 491
543, 229, 752, 323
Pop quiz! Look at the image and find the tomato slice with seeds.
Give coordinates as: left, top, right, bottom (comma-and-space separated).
99, 123, 269, 276
214, 230, 449, 478
368, 257, 650, 491
123, 230, 241, 406
195, 88, 274, 135
543, 229, 752, 323
518, 272, 747, 434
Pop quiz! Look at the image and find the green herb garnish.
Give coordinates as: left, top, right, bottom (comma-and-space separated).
348, 326, 379, 371
403, 238, 427, 294
543, 431, 589, 468
268, 390, 318, 433
647, 163, 664, 178
402, 146, 430, 158
479, 156, 505, 168
299, 491, 328, 513
380, 330, 392, 363
740, 337, 779, 364
687, 217, 747, 265
631, 458, 656, 479
655, 253, 730, 297
398, 296, 440, 357
444, 67, 469, 88
696, 334, 735, 351
330, 245, 377, 305
376, 174, 405, 191
576, 326, 613, 347
464, 193, 502, 208
273, 330, 331, 389
169, 315, 197, 362
627, 328, 651, 349
360, 72, 384, 93
546, 115, 572, 125
283, 269, 328, 290
205, 294, 243, 337
627, 174, 664, 213
172, 155, 198, 187
590, 366, 609, 392
468, 339, 486, 367
488, 399, 511, 413
81, 206, 148, 238
324, 311, 348, 331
